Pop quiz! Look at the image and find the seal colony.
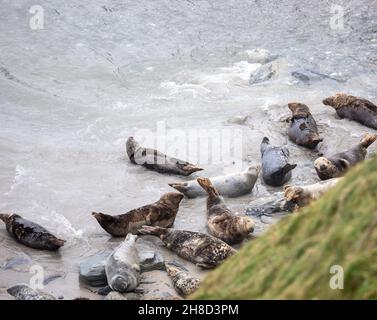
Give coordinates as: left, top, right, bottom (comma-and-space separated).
2, 92, 377, 300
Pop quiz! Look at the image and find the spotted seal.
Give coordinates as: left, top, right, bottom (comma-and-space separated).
314, 133, 377, 180
0, 213, 65, 251
323, 93, 377, 129
165, 261, 201, 297
284, 178, 342, 208
92, 192, 184, 237
288, 102, 323, 149
197, 177, 254, 244
126, 137, 203, 176
139, 226, 236, 269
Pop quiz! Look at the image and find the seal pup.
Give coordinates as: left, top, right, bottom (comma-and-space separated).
126, 137, 203, 176
260, 137, 297, 187
139, 226, 236, 269
105, 233, 140, 293
197, 177, 254, 244
169, 166, 260, 198
314, 133, 377, 180
165, 261, 201, 297
323, 93, 377, 129
288, 102, 323, 149
0, 213, 65, 251
92, 192, 184, 237
7, 285, 56, 300
284, 178, 342, 208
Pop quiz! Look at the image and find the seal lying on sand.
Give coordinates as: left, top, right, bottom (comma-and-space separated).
169, 166, 259, 198
139, 226, 236, 269
165, 261, 201, 297
288, 103, 323, 149
260, 137, 297, 186
323, 93, 377, 129
105, 234, 140, 293
284, 178, 342, 208
314, 133, 377, 180
126, 137, 203, 176
197, 177, 254, 244
92, 192, 184, 237
7, 285, 56, 300
0, 214, 65, 251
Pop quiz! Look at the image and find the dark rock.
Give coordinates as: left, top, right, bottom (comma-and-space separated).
136, 240, 165, 272
79, 249, 112, 287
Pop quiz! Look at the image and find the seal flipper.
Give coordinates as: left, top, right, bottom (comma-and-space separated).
282, 163, 297, 175
359, 133, 377, 149
197, 178, 219, 198
181, 164, 203, 175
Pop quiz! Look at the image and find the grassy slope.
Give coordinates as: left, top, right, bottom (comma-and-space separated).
192, 156, 377, 299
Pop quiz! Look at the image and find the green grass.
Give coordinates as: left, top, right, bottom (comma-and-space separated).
192, 156, 377, 299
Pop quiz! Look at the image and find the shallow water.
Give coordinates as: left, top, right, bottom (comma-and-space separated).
1, 0, 377, 299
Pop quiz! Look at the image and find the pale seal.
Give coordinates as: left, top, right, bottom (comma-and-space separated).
323, 93, 377, 129
105, 233, 140, 293
314, 133, 377, 180
260, 137, 297, 186
197, 177, 254, 244
0, 213, 65, 251
168, 166, 260, 198
92, 192, 184, 237
284, 178, 342, 208
165, 261, 201, 297
139, 226, 236, 269
126, 137, 203, 176
288, 102, 323, 149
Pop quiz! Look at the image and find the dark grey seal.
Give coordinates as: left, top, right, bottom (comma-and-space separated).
260, 137, 297, 187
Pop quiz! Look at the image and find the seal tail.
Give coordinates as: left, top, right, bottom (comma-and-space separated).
0, 213, 11, 224
197, 178, 219, 198
182, 164, 203, 175
138, 225, 166, 236
360, 133, 377, 149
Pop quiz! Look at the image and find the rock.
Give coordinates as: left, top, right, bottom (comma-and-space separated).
104, 291, 142, 300
73, 297, 90, 300
240, 48, 277, 64
79, 249, 112, 287
43, 274, 63, 285
249, 59, 286, 85
249, 62, 277, 85
136, 240, 165, 272
226, 115, 248, 125
2, 254, 32, 272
